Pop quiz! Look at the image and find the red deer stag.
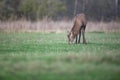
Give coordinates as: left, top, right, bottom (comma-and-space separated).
67, 13, 87, 44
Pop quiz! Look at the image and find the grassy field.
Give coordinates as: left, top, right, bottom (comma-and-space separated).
0, 32, 120, 80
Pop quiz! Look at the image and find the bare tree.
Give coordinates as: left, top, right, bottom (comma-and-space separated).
82, 0, 86, 12
74, 0, 77, 16
115, 0, 118, 20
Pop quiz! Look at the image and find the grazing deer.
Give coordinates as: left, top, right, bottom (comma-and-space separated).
67, 13, 87, 44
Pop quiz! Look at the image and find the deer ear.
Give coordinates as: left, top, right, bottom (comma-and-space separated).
67, 30, 69, 33
67, 34, 69, 37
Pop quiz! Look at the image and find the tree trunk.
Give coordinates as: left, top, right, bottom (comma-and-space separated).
115, 0, 118, 20
74, 0, 78, 16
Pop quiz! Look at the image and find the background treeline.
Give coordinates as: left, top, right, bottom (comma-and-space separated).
0, 0, 120, 21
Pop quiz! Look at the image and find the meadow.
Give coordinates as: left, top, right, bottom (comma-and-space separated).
0, 32, 120, 80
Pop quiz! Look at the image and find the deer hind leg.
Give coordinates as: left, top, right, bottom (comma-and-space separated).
75, 35, 78, 44
82, 25, 87, 44
78, 30, 81, 44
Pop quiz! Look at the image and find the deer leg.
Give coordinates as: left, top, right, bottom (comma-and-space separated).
82, 26, 87, 44
75, 35, 78, 44
78, 30, 81, 44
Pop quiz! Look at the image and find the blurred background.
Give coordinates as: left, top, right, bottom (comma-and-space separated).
0, 0, 120, 32
0, 0, 120, 21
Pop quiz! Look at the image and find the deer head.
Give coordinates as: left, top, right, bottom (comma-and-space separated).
67, 32, 74, 44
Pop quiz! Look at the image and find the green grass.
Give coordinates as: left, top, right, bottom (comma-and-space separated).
0, 32, 120, 80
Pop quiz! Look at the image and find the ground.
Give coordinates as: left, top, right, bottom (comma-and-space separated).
0, 32, 120, 80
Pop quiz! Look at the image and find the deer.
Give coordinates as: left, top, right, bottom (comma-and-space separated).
67, 13, 87, 44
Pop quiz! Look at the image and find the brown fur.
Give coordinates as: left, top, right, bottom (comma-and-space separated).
68, 13, 87, 44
